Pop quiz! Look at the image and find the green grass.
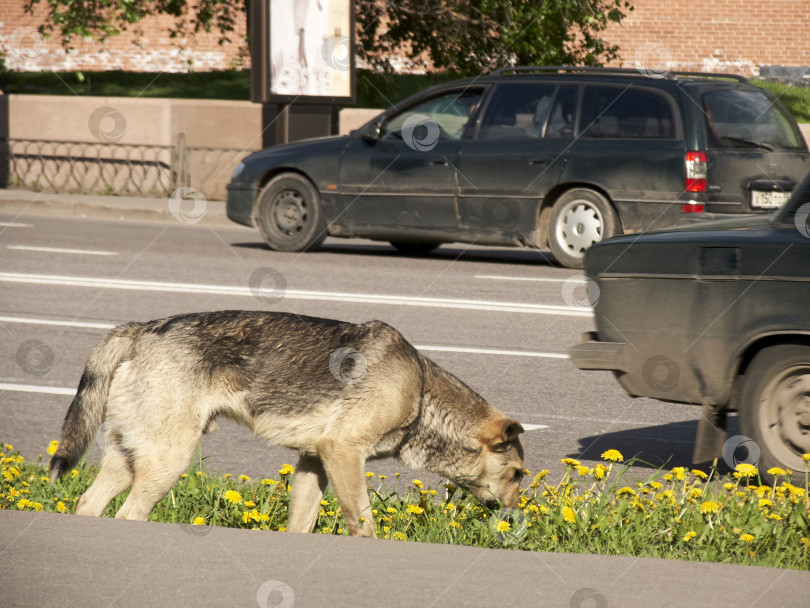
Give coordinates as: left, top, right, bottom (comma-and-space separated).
1, 70, 809, 123
3, 442, 810, 570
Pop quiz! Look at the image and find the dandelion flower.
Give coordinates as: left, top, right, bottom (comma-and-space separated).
47, 440, 59, 456
576, 466, 590, 476
601, 449, 623, 462
393, 531, 407, 541
802, 454, 810, 463
739, 533, 755, 543
758, 498, 773, 510
278, 464, 295, 476
379, 475, 387, 480
366, 472, 375, 478
649, 481, 663, 490
407, 504, 424, 515
735, 463, 758, 478
682, 531, 697, 542
239, 475, 250, 482
691, 469, 708, 480
387, 507, 398, 514
801, 537, 810, 547
615, 487, 636, 497
224, 490, 243, 505
412, 479, 423, 488
56, 501, 67, 513
700, 501, 720, 514
449, 521, 461, 529
562, 506, 577, 524
561, 458, 581, 467
592, 465, 608, 480
244, 500, 255, 508
261, 478, 278, 486
671, 467, 687, 481
17, 499, 31, 510
495, 520, 511, 533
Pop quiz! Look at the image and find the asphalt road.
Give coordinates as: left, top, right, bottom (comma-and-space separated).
0, 211, 718, 486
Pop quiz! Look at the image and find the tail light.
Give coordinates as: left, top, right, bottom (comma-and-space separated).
683, 151, 707, 213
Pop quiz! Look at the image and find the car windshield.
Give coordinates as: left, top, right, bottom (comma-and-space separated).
703, 89, 805, 151
381, 89, 483, 141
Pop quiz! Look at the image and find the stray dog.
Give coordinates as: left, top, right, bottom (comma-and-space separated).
50, 311, 525, 537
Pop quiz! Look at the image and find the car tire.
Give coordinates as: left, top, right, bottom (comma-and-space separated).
389, 241, 439, 256
548, 189, 618, 269
255, 173, 327, 252
738, 344, 810, 483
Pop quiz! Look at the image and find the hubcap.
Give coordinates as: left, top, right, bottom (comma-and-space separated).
761, 366, 810, 464
555, 201, 604, 257
272, 190, 307, 235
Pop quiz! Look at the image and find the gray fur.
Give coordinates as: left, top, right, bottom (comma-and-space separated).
50, 311, 525, 537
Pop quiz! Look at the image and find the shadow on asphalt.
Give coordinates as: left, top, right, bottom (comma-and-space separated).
231, 240, 562, 267
570, 417, 743, 476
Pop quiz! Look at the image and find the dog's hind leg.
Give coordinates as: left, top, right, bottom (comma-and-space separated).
287, 453, 329, 533
74, 448, 134, 517
318, 439, 375, 538
114, 437, 199, 521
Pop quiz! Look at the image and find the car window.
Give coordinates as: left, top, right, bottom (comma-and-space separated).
580, 85, 677, 139
545, 86, 578, 139
477, 83, 563, 140
703, 89, 805, 151
381, 89, 483, 142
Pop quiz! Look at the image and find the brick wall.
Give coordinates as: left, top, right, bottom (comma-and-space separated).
0, 0, 249, 72
603, 0, 810, 76
1, 1, 808, 75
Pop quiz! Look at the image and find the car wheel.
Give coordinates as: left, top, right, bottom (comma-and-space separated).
255, 173, 327, 252
389, 241, 439, 256
548, 189, 618, 269
738, 344, 810, 482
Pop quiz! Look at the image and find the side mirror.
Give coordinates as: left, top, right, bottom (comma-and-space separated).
360, 120, 382, 143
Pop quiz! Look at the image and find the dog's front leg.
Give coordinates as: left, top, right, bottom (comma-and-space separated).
318, 439, 376, 538
287, 453, 329, 533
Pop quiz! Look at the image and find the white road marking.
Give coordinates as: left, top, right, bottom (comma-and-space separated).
415, 345, 568, 359
520, 424, 549, 431
0, 222, 33, 228
0, 316, 116, 329
476, 274, 587, 283
0, 273, 593, 316
8, 245, 118, 256
0, 383, 74, 396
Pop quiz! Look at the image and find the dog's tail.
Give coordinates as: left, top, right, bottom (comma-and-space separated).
49, 323, 142, 482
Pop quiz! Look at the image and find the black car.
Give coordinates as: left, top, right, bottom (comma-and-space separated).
227, 67, 809, 268
569, 169, 810, 479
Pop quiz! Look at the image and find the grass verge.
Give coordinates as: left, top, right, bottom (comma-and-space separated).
2, 442, 809, 570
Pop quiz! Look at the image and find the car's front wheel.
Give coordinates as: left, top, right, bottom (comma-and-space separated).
255, 173, 327, 252
548, 189, 618, 269
739, 344, 810, 483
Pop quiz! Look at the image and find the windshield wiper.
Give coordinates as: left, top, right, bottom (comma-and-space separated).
722, 136, 775, 151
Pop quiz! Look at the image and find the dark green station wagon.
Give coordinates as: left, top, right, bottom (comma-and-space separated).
227, 67, 809, 268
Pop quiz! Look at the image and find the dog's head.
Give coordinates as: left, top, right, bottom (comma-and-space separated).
456, 418, 525, 508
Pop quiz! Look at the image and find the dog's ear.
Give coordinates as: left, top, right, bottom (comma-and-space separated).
480, 419, 524, 452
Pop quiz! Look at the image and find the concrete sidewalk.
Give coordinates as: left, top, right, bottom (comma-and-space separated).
1, 510, 807, 608
0, 188, 233, 227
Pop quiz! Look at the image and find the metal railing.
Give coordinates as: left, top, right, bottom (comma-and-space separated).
7, 135, 258, 201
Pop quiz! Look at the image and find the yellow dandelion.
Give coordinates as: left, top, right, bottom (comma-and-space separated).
723, 483, 735, 492
576, 465, 590, 476
561, 458, 581, 467
690, 488, 703, 499
768, 513, 782, 521
393, 531, 407, 541
387, 507, 398, 514
495, 520, 511, 533
691, 469, 708, 480
758, 498, 773, 509
601, 449, 623, 462
70, 469, 79, 478
17, 498, 31, 509
671, 467, 687, 481
366, 472, 375, 478
260, 478, 278, 486
802, 454, 810, 463
615, 487, 636, 497
591, 465, 608, 480
700, 501, 720, 514
47, 440, 59, 456
379, 475, 387, 480
735, 463, 758, 478
562, 506, 577, 524
223, 490, 242, 504
767, 467, 787, 477
407, 504, 424, 515
739, 533, 755, 543
449, 521, 461, 529
223, 474, 232, 478
239, 475, 250, 482
56, 501, 67, 513
278, 464, 295, 476
533, 470, 550, 482
682, 531, 697, 542
31, 502, 43, 512
244, 501, 255, 508
412, 479, 423, 488
801, 537, 810, 547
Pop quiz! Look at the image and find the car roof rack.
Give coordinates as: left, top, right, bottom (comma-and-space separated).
491, 65, 749, 83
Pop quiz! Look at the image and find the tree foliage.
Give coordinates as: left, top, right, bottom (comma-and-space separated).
25, 0, 633, 76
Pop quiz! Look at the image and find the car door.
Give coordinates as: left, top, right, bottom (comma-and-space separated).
562, 84, 686, 232
456, 83, 575, 245
338, 88, 484, 238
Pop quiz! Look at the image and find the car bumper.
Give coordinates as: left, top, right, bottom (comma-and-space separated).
225, 184, 256, 228
568, 331, 627, 372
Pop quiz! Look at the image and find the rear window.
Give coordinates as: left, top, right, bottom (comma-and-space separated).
580, 86, 677, 139
703, 89, 805, 151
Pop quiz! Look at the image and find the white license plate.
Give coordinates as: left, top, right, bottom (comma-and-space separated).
751, 189, 791, 209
